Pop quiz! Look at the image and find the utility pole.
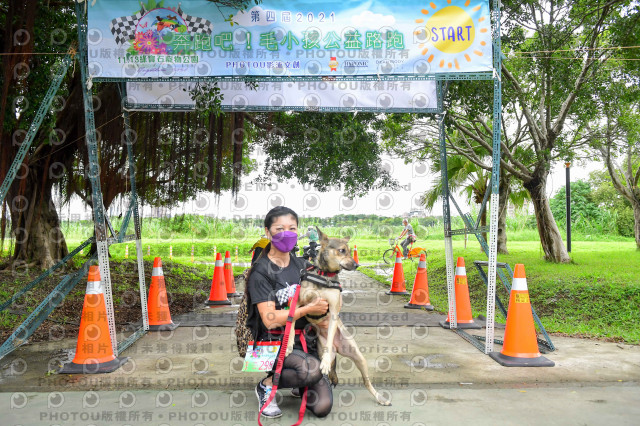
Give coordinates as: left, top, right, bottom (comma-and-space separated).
565, 162, 571, 253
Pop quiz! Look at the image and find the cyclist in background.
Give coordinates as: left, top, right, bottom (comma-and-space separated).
398, 218, 417, 259
300, 225, 320, 260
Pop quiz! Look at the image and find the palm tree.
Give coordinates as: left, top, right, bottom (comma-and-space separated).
421, 150, 528, 254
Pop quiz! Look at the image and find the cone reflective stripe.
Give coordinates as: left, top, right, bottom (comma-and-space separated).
387, 251, 409, 295
59, 266, 129, 374
352, 245, 360, 264
490, 264, 554, 367
512, 276, 527, 291
405, 254, 433, 310
224, 250, 241, 297
148, 257, 179, 331
440, 257, 481, 329
206, 253, 231, 306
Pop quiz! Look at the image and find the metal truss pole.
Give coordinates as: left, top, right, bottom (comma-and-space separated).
484, 0, 504, 354
437, 83, 456, 327
0, 51, 74, 206
75, 1, 118, 356
123, 110, 149, 333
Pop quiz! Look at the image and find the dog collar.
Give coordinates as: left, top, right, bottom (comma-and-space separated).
301, 268, 342, 291
306, 312, 329, 320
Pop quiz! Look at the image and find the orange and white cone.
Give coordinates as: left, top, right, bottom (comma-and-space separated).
59, 266, 129, 374
148, 257, 179, 331
490, 264, 554, 367
387, 251, 409, 295
405, 253, 433, 310
440, 257, 481, 329
352, 245, 360, 265
205, 253, 231, 306
224, 250, 241, 297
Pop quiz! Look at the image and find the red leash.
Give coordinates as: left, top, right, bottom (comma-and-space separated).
258, 285, 308, 426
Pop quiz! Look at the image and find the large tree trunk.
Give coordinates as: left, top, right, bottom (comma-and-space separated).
2, 70, 82, 270
633, 202, 640, 250
497, 175, 511, 254
524, 175, 571, 263
8, 170, 68, 270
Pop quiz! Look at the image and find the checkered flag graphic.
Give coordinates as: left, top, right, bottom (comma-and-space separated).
110, 6, 146, 45
177, 4, 214, 34
275, 284, 298, 307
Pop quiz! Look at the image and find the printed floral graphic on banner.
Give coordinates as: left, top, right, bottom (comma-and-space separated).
109, 0, 212, 66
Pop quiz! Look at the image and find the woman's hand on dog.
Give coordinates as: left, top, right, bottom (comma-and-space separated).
304, 298, 329, 316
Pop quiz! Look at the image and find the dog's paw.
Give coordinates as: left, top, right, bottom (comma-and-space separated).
320, 359, 331, 375
377, 394, 392, 406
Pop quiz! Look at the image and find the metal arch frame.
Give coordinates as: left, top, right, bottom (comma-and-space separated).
92, 73, 494, 83
0, 0, 505, 361
75, 0, 150, 356
0, 2, 148, 361
484, 0, 503, 355
437, 0, 503, 353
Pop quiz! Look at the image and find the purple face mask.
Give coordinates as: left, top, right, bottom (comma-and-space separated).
270, 231, 298, 253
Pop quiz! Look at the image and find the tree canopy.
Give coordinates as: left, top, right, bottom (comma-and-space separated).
0, 0, 399, 267
382, 0, 639, 262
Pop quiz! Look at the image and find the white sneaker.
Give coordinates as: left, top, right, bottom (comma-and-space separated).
256, 379, 282, 418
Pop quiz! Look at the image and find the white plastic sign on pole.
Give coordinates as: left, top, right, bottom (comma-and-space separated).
125, 80, 439, 112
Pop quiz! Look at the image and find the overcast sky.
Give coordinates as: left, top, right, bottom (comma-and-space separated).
61, 148, 600, 222
166, 152, 601, 220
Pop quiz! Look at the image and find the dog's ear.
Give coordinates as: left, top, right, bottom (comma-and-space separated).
316, 226, 329, 244
343, 235, 351, 243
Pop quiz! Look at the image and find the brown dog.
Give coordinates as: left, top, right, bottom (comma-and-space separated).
285, 228, 391, 405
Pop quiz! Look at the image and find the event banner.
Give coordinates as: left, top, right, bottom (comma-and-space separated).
87, 0, 493, 79
124, 80, 439, 112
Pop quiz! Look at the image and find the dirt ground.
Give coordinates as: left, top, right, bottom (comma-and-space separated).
0, 259, 212, 344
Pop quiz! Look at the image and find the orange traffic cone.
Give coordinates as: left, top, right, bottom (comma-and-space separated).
490, 264, 554, 367
352, 245, 360, 264
405, 253, 433, 310
387, 251, 409, 295
224, 250, 241, 297
205, 253, 231, 306
148, 257, 179, 331
59, 266, 129, 374
440, 257, 481, 329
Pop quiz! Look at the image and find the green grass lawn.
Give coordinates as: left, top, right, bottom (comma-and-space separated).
355, 239, 640, 344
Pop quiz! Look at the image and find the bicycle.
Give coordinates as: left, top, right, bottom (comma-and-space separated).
382, 238, 427, 264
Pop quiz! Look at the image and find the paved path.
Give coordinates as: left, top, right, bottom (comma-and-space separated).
3, 384, 640, 425
1, 269, 639, 424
